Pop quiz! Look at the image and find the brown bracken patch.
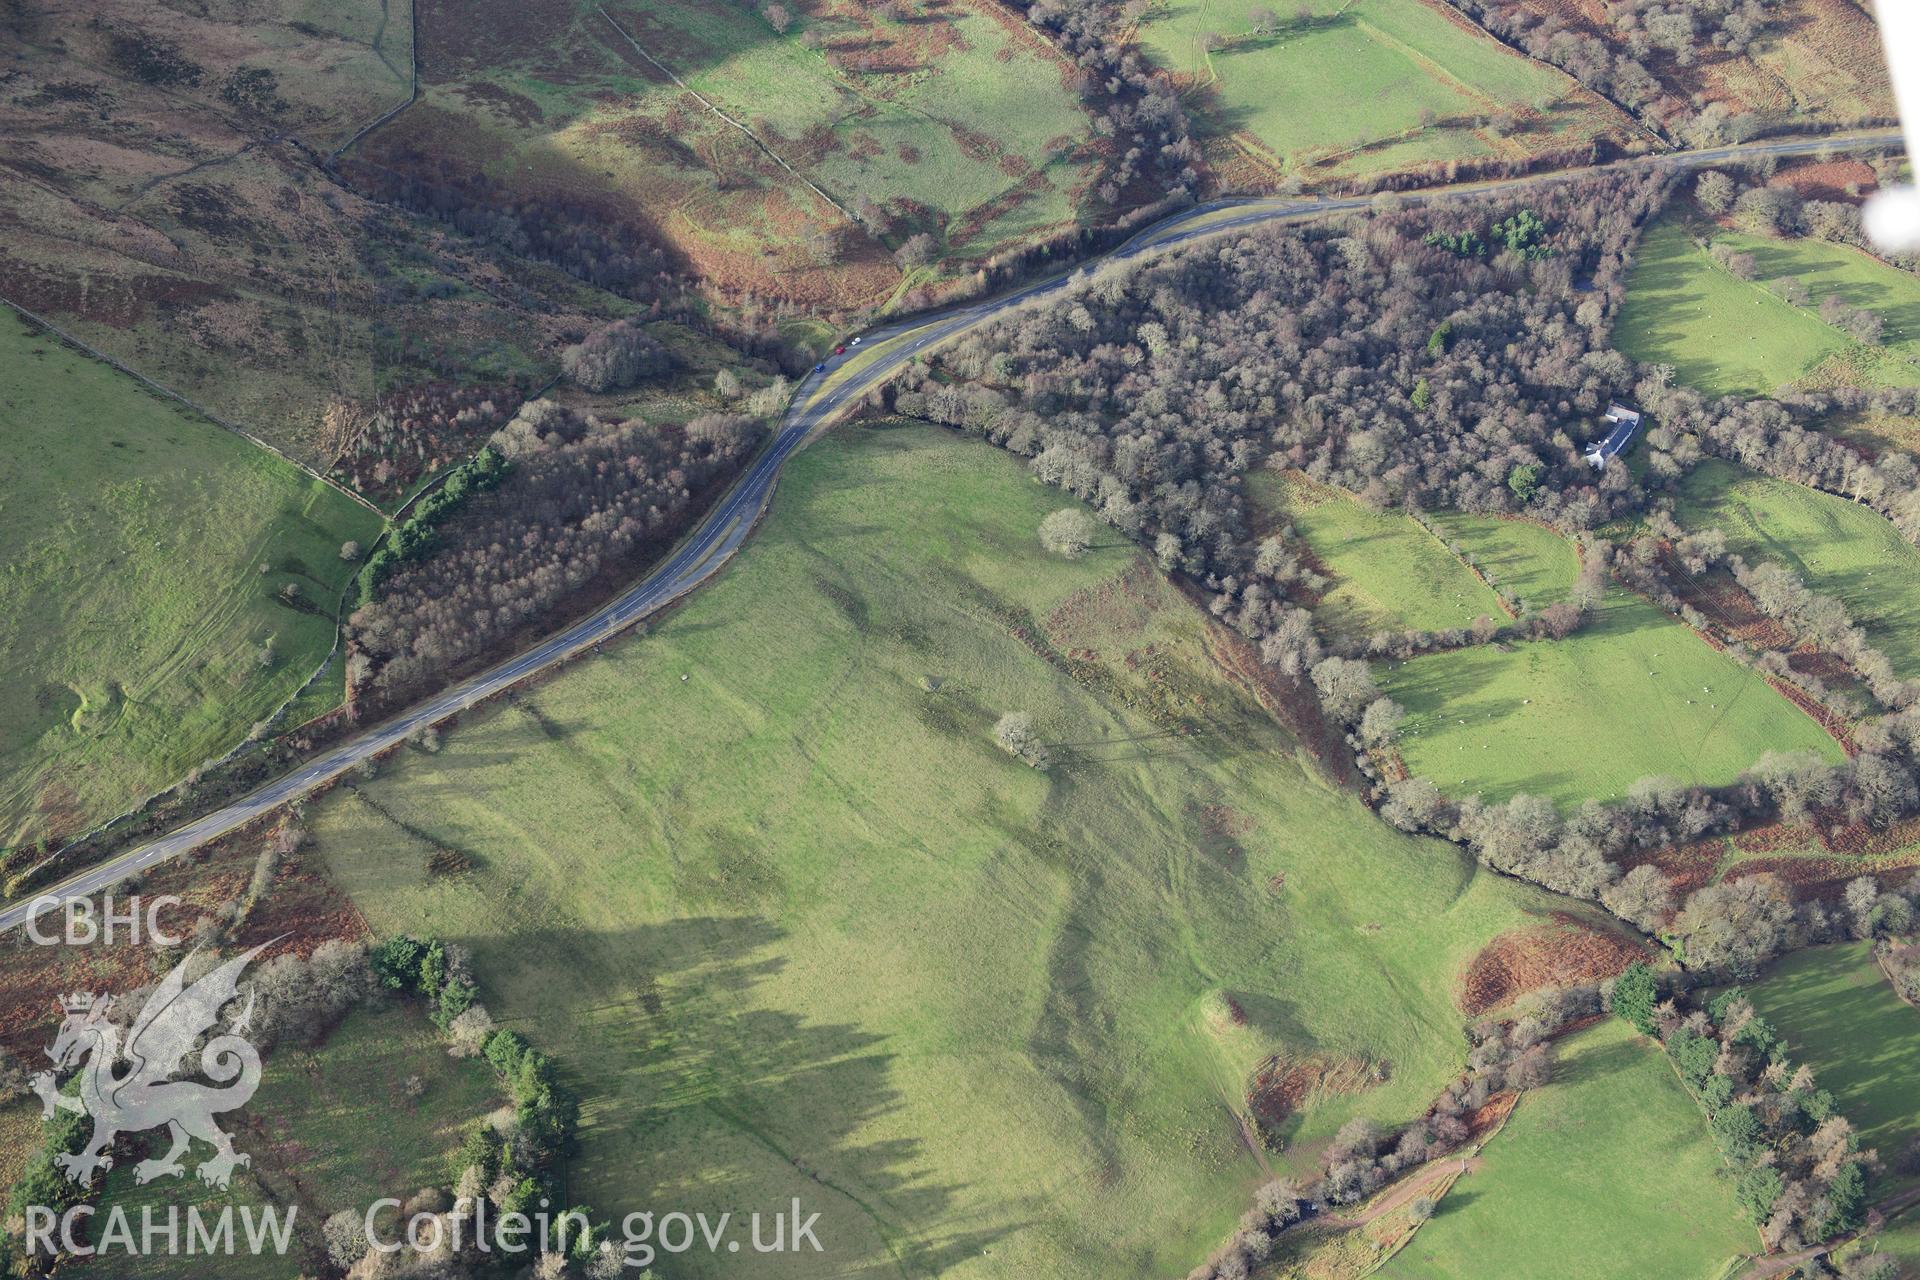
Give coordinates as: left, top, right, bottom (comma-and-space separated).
1458, 916, 1648, 1016
0, 818, 365, 1058
1615, 836, 1724, 899
1733, 821, 1817, 854
1248, 1054, 1375, 1130
1769, 159, 1877, 205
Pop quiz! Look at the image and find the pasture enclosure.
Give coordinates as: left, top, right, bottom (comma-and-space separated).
1746, 942, 1920, 1170
1378, 1018, 1753, 1280
1382, 585, 1844, 808
0, 313, 384, 849
1674, 459, 1920, 683
1139, 0, 1632, 183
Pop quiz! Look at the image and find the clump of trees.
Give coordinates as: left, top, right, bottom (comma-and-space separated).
332, 936, 597, 1277
1382, 739, 1920, 947
342, 155, 676, 302
560, 318, 673, 392
249, 937, 378, 1048
1439, 0, 1776, 144
1628, 974, 1874, 1251
1883, 938, 1920, 1005
1039, 508, 1095, 559
1423, 208, 1552, 260
1011, 0, 1200, 206
1188, 985, 1592, 1280
902, 177, 1665, 670
328, 382, 520, 502
355, 443, 511, 607
1323, 1018, 1554, 1206
1609, 0, 1781, 62
349, 401, 763, 708
1731, 555, 1916, 710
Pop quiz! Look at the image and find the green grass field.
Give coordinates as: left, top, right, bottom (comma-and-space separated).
1382, 586, 1844, 808
1617, 217, 1920, 398
1675, 459, 1920, 682
90, 1166, 286, 1280
310, 422, 1608, 1280
1424, 513, 1579, 612
1378, 1018, 1754, 1280
638, 0, 1093, 255
1746, 943, 1920, 1168
1139, 0, 1625, 179
0, 314, 385, 849
1250, 473, 1503, 638
244, 1002, 501, 1212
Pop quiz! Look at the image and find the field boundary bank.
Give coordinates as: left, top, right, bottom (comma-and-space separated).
1407, 511, 1522, 619
14, 513, 375, 887
7, 418, 794, 902
594, 6, 858, 224
1430, 0, 1670, 150
10, 413, 552, 878
1655, 543, 1864, 755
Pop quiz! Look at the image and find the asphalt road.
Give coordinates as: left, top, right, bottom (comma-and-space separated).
1, 128, 1901, 933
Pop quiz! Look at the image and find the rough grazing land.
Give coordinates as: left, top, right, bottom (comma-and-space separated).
363, 0, 1096, 308
87, 1002, 500, 1279
1378, 1018, 1753, 1280
1382, 584, 1843, 809
1675, 459, 1920, 683
1140, 0, 1632, 182
312, 424, 1607, 1280
0, 0, 624, 470
0, 314, 384, 849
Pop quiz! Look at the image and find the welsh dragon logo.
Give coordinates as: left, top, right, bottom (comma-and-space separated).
32, 944, 269, 1189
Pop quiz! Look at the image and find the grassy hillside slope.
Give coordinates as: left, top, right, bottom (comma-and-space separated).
364, 0, 1096, 308
312, 423, 1606, 1280
0, 315, 384, 848
1140, 0, 1629, 182
1617, 217, 1920, 398
1378, 1018, 1753, 1280
88, 1002, 500, 1278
